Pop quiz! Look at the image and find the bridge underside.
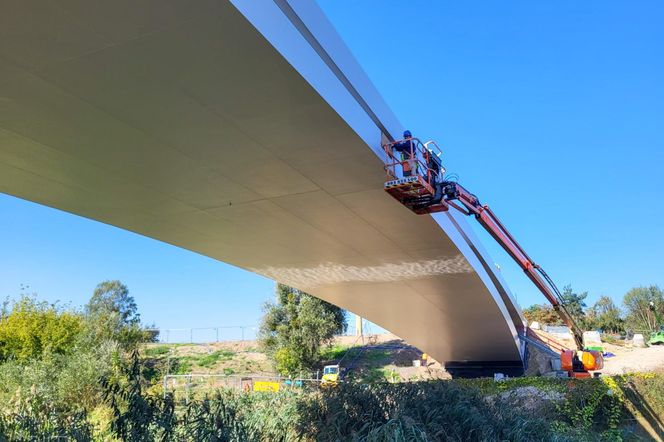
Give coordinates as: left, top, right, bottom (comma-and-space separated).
0, 0, 524, 371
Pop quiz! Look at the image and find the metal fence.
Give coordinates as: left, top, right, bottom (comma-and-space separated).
144, 319, 384, 344
163, 373, 322, 401
144, 326, 259, 343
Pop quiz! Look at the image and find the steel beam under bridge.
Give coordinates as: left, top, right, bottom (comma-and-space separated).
0, 0, 525, 375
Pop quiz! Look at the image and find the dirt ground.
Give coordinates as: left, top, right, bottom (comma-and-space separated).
332, 333, 450, 381
144, 340, 272, 377
146, 332, 664, 379
600, 344, 664, 375
333, 333, 401, 347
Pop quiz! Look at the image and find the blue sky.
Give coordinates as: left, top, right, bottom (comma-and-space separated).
319, 0, 664, 305
1, 1, 662, 332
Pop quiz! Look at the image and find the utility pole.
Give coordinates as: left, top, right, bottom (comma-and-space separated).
355, 313, 363, 337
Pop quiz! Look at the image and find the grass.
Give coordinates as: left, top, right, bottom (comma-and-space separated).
172, 350, 235, 374
141, 343, 274, 380
319, 344, 349, 361
146, 347, 239, 374
197, 350, 235, 368
173, 359, 193, 375
144, 345, 171, 357
363, 349, 391, 362
359, 367, 395, 383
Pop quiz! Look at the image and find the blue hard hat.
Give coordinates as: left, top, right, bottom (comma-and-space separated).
403, 130, 412, 138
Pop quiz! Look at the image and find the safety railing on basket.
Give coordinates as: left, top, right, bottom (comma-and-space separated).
382, 137, 445, 187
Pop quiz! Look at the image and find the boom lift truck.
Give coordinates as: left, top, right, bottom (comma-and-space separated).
382, 136, 603, 378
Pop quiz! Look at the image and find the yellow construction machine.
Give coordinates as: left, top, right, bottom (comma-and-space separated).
321, 364, 340, 387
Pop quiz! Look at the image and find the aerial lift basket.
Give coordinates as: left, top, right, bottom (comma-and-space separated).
382, 138, 447, 214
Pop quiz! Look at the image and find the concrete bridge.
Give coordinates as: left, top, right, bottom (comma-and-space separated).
0, 0, 525, 375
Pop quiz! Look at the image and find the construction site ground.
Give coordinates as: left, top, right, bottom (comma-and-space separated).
530, 329, 664, 375
142, 331, 664, 381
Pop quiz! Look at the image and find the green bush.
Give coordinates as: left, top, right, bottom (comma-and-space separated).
0, 296, 84, 362
0, 340, 118, 410
97, 353, 555, 441
0, 386, 92, 441
17, 348, 656, 442
299, 382, 551, 441
274, 347, 301, 375
9, 347, 660, 441
101, 352, 177, 441
0, 286, 160, 440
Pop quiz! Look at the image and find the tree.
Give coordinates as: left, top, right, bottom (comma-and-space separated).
85, 280, 149, 348
623, 286, 664, 333
259, 284, 346, 375
586, 296, 623, 333
523, 304, 562, 326
86, 280, 139, 325
560, 285, 588, 327
523, 285, 590, 328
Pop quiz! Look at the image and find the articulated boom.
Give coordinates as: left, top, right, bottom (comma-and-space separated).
383, 136, 603, 376
439, 181, 585, 349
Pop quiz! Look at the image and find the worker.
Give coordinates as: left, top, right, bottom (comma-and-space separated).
426, 149, 442, 185
393, 130, 417, 177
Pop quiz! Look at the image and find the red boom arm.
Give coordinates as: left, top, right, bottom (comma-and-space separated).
441, 182, 585, 350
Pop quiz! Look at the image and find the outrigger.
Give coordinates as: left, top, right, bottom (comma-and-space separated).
383, 135, 603, 378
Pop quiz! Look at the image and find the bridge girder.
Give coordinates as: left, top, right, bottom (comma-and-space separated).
0, 0, 524, 370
